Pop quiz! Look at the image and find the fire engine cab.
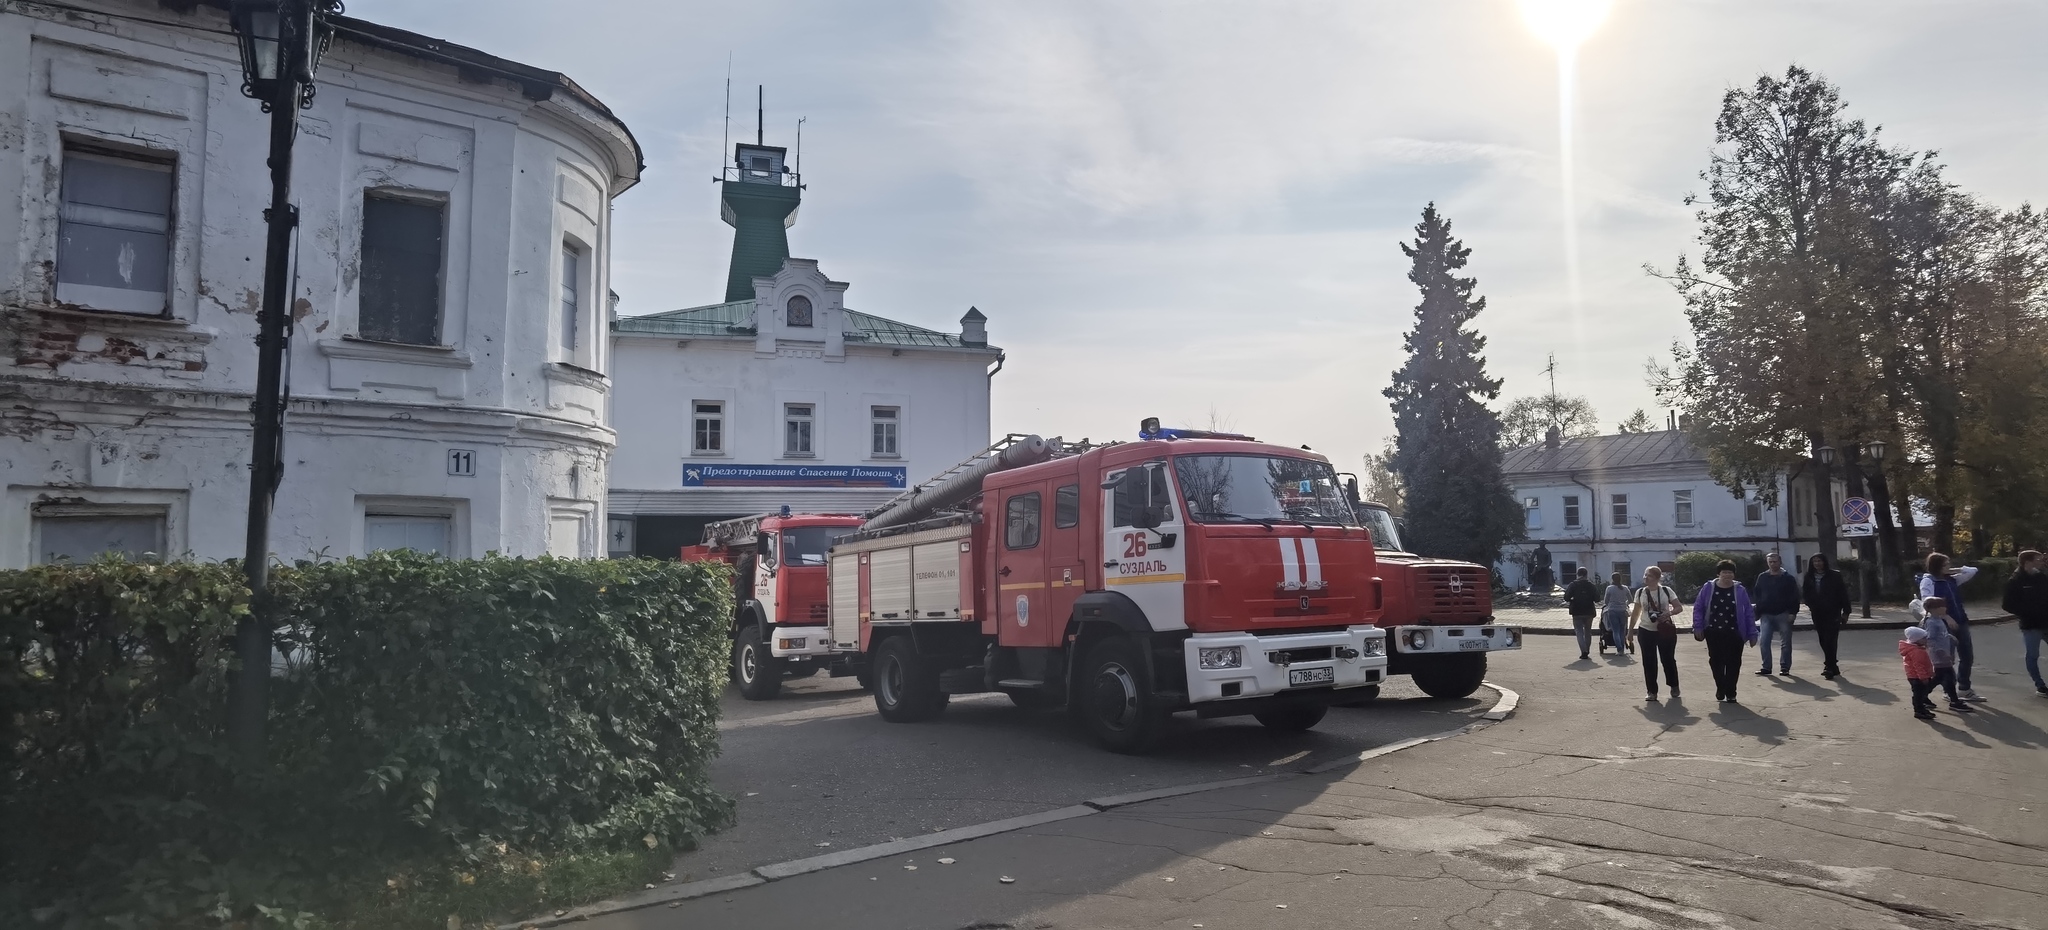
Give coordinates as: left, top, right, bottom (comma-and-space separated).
828, 423, 1392, 753
682, 510, 865, 700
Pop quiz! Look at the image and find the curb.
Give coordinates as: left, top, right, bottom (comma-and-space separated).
523, 682, 1521, 927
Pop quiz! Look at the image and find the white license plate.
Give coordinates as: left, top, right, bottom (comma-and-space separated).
1288, 666, 1335, 686
1458, 639, 1490, 651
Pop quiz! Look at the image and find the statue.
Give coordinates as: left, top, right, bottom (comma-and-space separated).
1528, 542, 1554, 594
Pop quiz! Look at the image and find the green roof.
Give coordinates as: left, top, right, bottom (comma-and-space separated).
613, 301, 997, 351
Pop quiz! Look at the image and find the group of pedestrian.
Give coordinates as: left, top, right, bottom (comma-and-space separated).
1569, 548, 2048, 711
1898, 548, 2048, 719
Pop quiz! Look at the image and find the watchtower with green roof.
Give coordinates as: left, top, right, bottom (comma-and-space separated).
719, 141, 802, 302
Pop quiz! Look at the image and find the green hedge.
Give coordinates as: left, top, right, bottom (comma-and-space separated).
1, 553, 733, 928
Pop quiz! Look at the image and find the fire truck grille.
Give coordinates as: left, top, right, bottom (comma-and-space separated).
1420, 567, 1486, 620
808, 603, 829, 621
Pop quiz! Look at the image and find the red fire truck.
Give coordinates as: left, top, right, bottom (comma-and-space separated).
825, 423, 1394, 753
682, 510, 866, 700
1343, 498, 1516, 701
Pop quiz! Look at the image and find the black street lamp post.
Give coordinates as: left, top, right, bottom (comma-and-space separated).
225, 0, 338, 757
1857, 438, 1888, 619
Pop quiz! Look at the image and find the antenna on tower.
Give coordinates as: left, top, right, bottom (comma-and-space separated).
756, 85, 764, 146
1543, 352, 1559, 400
720, 54, 731, 175
795, 116, 805, 178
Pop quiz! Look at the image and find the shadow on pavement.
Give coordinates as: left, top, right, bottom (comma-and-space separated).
1635, 698, 1701, 730
1827, 674, 1900, 705
1951, 705, 2048, 750
1707, 702, 1789, 744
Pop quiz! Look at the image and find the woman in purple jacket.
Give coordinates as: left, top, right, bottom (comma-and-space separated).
1694, 560, 1759, 703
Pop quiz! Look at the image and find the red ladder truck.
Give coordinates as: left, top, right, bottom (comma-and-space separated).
825, 423, 1392, 753
682, 510, 866, 700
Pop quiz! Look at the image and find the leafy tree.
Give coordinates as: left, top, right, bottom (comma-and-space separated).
1650, 66, 1915, 558
1615, 408, 1656, 433
1384, 204, 1523, 569
1500, 393, 1599, 447
1362, 440, 1404, 517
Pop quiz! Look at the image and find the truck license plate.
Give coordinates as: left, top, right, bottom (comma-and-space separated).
1458, 639, 1489, 651
1288, 667, 1335, 686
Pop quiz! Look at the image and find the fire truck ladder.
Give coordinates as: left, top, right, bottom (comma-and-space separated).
863, 433, 1041, 521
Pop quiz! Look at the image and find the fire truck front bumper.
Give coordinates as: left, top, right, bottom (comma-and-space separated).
1182, 626, 1389, 704
769, 626, 835, 659
1389, 624, 1521, 655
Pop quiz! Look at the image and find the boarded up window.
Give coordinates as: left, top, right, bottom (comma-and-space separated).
359, 194, 444, 345
57, 148, 174, 315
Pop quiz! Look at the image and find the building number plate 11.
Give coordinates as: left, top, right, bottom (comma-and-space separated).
448, 449, 476, 477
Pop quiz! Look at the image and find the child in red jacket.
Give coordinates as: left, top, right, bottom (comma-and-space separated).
1902, 626, 1936, 720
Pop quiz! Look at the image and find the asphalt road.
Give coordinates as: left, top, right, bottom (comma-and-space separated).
598, 623, 2047, 930
674, 665, 1504, 881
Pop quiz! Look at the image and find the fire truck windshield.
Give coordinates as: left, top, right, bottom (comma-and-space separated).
777, 526, 842, 566
1172, 455, 1359, 527
1357, 505, 1406, 553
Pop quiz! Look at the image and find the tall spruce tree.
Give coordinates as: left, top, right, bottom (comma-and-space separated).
1384, 204, 1523, 570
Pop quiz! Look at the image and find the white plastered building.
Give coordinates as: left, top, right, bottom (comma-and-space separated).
606, 258, 1002, 558
0, 0, 640, 566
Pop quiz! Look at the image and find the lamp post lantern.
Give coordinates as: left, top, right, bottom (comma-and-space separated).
225, 0, 340, 757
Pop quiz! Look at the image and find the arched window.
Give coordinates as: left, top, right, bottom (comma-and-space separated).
786, 294, 814, 328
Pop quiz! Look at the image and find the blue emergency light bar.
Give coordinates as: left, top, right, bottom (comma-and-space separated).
1138, 417, 1256, 442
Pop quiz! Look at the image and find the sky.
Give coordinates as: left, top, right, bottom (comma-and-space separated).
351, 0, 2048, 475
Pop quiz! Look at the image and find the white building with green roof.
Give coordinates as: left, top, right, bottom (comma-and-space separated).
606, 255, 1003, 558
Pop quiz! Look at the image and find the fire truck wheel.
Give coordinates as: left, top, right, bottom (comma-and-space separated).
1411, 653, 1488, 700
1077, 637, 1168, 754
1333, 684, 1382, 707
1253, 704, 1327, 732
872, 636, 948, 722
733, 626, 784, 701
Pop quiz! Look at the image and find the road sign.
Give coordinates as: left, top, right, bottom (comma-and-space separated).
1840, 497, 1874, 538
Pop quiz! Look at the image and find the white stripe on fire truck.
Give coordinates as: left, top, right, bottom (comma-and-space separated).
1277, 537, 1301, 590
1300, 537, 1323, 589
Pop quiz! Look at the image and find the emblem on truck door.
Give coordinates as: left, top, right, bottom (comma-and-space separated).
1016, 594, 1030, 627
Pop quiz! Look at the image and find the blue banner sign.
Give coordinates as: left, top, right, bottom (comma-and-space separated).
684, 462, 908, 489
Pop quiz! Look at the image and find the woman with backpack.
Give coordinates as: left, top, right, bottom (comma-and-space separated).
1629, 566, 1684, 701
1920, 553, 1984, 702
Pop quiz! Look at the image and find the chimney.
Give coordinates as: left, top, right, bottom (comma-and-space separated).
1678, 414, 1693, 431
1545, 426, 1561, 449
960, 306, 987, 346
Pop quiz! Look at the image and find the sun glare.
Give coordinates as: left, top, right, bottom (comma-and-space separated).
1518, 0, 1613, 52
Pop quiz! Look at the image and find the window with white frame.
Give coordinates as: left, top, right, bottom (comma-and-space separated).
1744, 496, 1765, 525
871, 406, 899, 457
1612, 561, 1633, 582
359, 192, 445, 345
1611, 493, 1630, 527
364, 513, 450, 555
560, 242, 581, 354
692, 401, 724, 455
1523, 496, 1542, 531
786, 294, 813, 328
784, 403, 815, 456
1673, 489, 1694, 526
57, 146, 175, 315
32, 508, 167, 564
1563, 495, 1581, 528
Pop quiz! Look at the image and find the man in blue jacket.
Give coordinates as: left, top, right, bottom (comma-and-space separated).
1750, 551, 1801, 676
